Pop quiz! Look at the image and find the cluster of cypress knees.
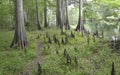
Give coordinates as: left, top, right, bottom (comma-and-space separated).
35, 31, 116, 75
45, 31, 75, 46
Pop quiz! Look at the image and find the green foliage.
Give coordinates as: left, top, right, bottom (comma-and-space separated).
69, 7, 79, 26
96, 0, 120, 8
0, 0, 13, 30
0, 0, 119, 32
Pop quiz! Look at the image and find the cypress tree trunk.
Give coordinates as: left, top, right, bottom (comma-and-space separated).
56, 0, 62, 28
11, 0, 29, 48
65, 0, 70, 30
36, 0, 41, 30
61, 0, 65, 34
56, 0, 65, 34
56, 0, 60, 27
76, 0, 84, 31
44, 0, 48, 27
57, 0, 62, 28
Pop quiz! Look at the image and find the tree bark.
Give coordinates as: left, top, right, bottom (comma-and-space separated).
56, 0, 60, 27
56, 0, 62, 28
65, 0, 70, 30
76, 0, 84, 31
11, 0, 29, 48
36, 0, 41, 30
56, 0, 66, 34
44, 0, 49, 28
61, 0, 66, 34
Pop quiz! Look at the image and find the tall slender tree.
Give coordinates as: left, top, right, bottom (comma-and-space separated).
56, 0, 66, 34
65, 0, 70, 30
56, 0, 62, 28
11, 0, 29, 48
35, 0, 41, 30
56, 0, 60, 27
44, 0, 49, 27
76, 0, 85, 31
61, 0, 65, 34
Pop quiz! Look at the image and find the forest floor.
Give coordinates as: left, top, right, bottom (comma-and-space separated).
0, 28, 120, 75
21, 40, 44, 75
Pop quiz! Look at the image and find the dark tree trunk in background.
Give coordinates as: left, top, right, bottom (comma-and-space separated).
36, 0, 41, 30
56, 0, 62, 28
76, 0, 84, 31
56, 0, 66, 34
65, 0, 70, 30
44, 0, 49, 27
11, 0, 29, 48
56, 0, 60, 27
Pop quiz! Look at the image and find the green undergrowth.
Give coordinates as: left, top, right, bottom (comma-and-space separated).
37, 28, 120, 75
1, 28, 120, 75
0, 30, 38, 75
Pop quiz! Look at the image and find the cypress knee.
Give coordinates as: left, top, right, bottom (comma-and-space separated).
71, 31, 75, 38
74, 56, 78, 66
56, 49, 59, 54
64, 48, 68, 57
66, 53, 71, 64
53, 34, 57, 43
48, 36, 52, 44
36, 35, 40, 39
87, 34, 90, 44
46, 32, 49, 38
38, 62, 42, 75
57, 39, 60, 47
65, 35, 69, 44
93, 35, 96, 42
25, 72, 29, 75
61, 37, 65, 44
74, 47, 77, 52
111, 62, 116, 75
